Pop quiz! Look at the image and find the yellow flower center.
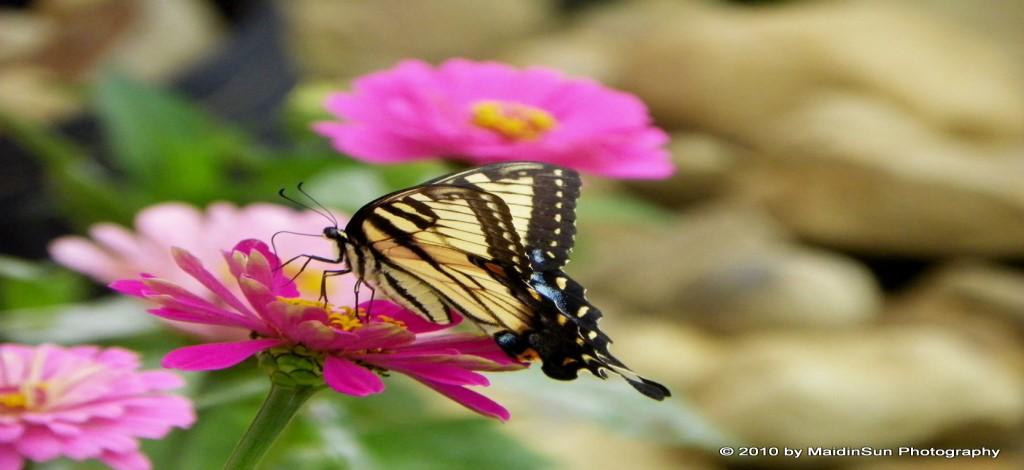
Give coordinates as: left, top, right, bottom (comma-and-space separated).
376, 315, 406, 329
470, 100, 557, 141
328, 306, 364, 331
0, 383, 47, 412
276, 297, 369, 332
278, 297, 331, 310
0, 391, 27, 410
274, 297, 412, 333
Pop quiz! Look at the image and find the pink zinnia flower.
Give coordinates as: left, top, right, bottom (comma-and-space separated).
49, 202, 354, 340
0, 344, 194, 470
314, 58, 674, 179
111, 239, 522, 421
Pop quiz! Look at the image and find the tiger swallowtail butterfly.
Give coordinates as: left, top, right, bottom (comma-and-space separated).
293, 162, 670, 400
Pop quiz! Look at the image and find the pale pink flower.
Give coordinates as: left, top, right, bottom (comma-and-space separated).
49, 202, 353, 340
112, 240, 522, 421
0, 344, 194, 470
314, 58, 674, 179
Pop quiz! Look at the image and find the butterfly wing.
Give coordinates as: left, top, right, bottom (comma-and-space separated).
426, 162, 580, 271
341, 163, 670, 400
345, 184, 537, 330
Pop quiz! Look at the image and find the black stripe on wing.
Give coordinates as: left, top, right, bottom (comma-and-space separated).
426, 162, 581, 271
528, 301, 671, 401
348, 184, 538, 329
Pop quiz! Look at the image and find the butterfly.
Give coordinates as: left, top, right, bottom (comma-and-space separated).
291, 162, 670, 400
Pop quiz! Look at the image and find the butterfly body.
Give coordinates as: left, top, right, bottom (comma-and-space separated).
317, 162, 669, 400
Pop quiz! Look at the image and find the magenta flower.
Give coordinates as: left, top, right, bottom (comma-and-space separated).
314, 58, 673, 179
111, 239, 522, 421
50, 202, 355, 340
0, 344, 194, 470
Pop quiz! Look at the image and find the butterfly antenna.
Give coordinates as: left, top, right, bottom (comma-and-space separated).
297, 182, 339, 228
270, 230, 323, 255
270, 230, 324, 276
278, 185, 335, 227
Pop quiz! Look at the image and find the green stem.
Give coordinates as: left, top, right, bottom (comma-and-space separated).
224, 384, 318, 470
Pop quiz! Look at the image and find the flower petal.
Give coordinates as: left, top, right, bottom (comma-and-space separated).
0, 423, 24, 443
100, 449, 151, 470
171, 247, 257, 320
227, 240, 299, 297
399, 333, 521, 366
369, 357, 489, 386
315, 58, 673, 179
145, 307, 258, 332
362, 300, 461, 333
340, 323, 415, 351
0, 446, 22, 470
14, 426, 63, 461
161, 339, 283, 371
108, 280, 148, 297
323, 356, 384, 396
417, 379, 510, 421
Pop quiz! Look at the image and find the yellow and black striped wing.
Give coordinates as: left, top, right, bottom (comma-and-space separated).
345, 184, 537, 330
425, 162, 580, 271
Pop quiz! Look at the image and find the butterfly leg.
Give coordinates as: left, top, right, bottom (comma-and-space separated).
279, 253, 345, 281
364, 283, 377, 320
318, 268, 351, 306
351, 280, 378, 321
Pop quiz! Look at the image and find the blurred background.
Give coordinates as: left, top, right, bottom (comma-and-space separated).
2, 0, 1024, 468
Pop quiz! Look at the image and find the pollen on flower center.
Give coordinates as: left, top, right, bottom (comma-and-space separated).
0, 383, 47, 412
470, 100, 556, 141
328, 306, 363, 331
275, 297, 367, 331
377, 315, 406, 328
0, 391, 28, 410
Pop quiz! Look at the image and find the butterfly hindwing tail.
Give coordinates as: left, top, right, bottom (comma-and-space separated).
529, 307, 670, 401
529, 271, 671, 401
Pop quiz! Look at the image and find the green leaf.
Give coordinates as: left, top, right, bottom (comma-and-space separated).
303, 167, 391, 215
167, 386, 267, 470
0, 297, 159, 343
489, 372, 733, 450
93, 70, 248, 204
264, 378, 545, 470
0, 256, 88, 309
300, 160, 452, 214
229, 146, 347, 205
361, 418, 549, 470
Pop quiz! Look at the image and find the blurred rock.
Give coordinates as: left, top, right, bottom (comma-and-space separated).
598, 316, 723, 392
888, 261, 1024, 355
581, 205, 881, 333
737, 94, 1024, 255
853, 460, 1024, 470
497, 0, 697, 85
694, 327, 1024, 452
0, 10, 52, 62
618, 0, 1024, 138
0, 0, 221, 122
500, 28, 620, 85
103, 0, 222, 81
27, 0, 139, 79
505, 421, 717, 470
0, 66, 78, 123
900, 261, 1024, 321
603, 0, 1024, 255
897, 0, 1024, 69
621, 132, 743, 207
283, 0, 552, 80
